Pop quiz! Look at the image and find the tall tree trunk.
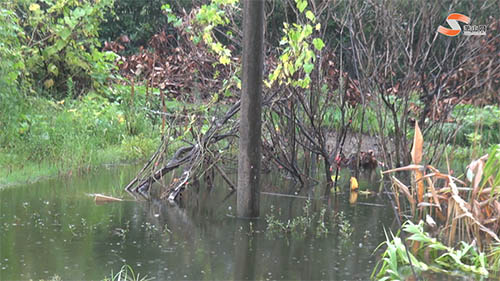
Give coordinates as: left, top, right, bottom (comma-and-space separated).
237, 0, 265, 218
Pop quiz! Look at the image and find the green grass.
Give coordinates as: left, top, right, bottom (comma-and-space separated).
103, 264, 152, 281
0, 145, 134, 188
0, 89, 161, 187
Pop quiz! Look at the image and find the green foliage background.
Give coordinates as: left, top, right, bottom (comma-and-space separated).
0, 0, 160, 185
1, 0, 498, 185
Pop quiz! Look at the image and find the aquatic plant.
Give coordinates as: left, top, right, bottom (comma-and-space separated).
372, 220, 491, 280
265, 200, 352, 239
104, 264, 152, 281
265, 201, 314, 238
372, 227, 429, 280
336, 211, 353, 240
0, 85, 161, 186
316, 208, 329, 238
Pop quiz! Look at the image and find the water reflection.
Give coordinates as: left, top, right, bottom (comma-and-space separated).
234, 220, 257, 280
0, 165, 403, 280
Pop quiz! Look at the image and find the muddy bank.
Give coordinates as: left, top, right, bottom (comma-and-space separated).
325, 131, 394, 163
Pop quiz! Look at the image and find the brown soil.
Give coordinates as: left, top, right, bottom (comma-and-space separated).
325, 131, 392, 159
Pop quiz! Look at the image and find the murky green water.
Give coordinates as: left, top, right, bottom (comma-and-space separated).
1, 165, 398, 280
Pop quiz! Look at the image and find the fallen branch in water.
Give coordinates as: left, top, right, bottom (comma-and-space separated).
125, 100, 241, 202
88, 193, 123, 204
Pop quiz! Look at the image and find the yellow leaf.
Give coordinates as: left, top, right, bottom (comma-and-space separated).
350, 177, 359, 191
331, 174, 340, 182
330, 186, 340, 194
44, 79, 54, 88
219, 55, 230, 65
411, 121, 423, 164
29, 3, 40, 11
349, 191, 358, 204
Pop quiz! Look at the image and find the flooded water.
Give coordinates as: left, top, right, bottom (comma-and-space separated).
0, 165, 400, 280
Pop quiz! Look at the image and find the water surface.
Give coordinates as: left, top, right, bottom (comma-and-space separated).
1, 165, 398, 280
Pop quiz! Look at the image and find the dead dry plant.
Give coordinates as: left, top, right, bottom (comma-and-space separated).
383, 123, 500, 249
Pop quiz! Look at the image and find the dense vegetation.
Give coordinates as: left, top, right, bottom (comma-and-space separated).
0, 0, 160, 185
1, 0, 498, 185
1, 0, 499, 279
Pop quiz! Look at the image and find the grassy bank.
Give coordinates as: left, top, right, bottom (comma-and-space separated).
0, 88, 160, 188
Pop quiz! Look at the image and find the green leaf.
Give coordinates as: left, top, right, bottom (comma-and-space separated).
297, 0, 307, 13
48, 64, 59, 76
304, 24, 313, 37
162, 4, 172, 12
73, 7, 86, 19
312, 38, 325, 51
304, 63, 314, 74
305, 11, 315, 22
65, 17, 77, 29
43, 46, 57, 58
60, 28, 71, 41
54, 39, 66, 52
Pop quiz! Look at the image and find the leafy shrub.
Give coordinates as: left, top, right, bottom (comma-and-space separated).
12, 0, 117, 99
0, 7, 25, 94
0, 7, 27, 147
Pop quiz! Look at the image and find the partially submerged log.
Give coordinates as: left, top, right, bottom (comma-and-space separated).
90, 193, 123, 204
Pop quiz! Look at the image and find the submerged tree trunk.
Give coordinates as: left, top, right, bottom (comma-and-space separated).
237, 0, 264, 218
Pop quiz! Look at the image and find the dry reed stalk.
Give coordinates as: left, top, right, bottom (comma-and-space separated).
425, 176, 442, 212
449, 176, 500, 243
391, 176, 415, 216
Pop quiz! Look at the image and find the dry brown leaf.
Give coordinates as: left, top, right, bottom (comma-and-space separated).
483, 217, 500, 225
448, 176, 500, 242
382, 164, 424, 174
495, 201, 500, 214
416, 170, 425, 204
472, 160, 484, 200
411, 121, 423, 164
425, 177, 442, 211
480, 188, 500, 195
391, 176, 416, 215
